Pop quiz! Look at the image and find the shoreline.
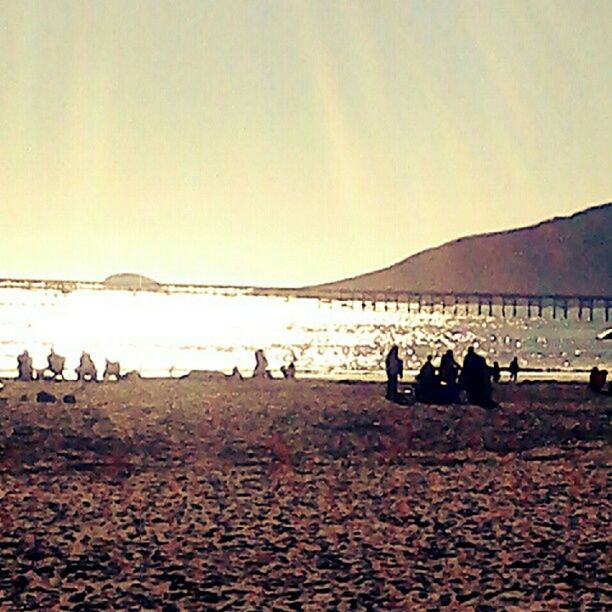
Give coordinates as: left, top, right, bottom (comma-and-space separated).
0, 366, 605, 385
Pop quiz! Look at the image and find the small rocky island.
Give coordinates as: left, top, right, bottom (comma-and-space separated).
102, 273, 161, 291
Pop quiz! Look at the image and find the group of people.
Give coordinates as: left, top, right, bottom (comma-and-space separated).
231, 350, 296, 380
15, 347, 296, 383
386, 346, 521, 408
16, 349, 118, 382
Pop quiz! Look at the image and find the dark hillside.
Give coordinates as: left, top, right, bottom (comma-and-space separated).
315, 203, 611, 295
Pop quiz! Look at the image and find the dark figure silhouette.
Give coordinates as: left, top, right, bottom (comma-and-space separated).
103, 359, 121, 381
385, 345, 403, 401
47, 348, 66, 380
253, 349, 271, 379
437, 350, 461, 403
17, 350, 34, 381
459, 347, 476, 389
281, 362, 296, 379
439, 350, 459, 385
461, 347, 496, 408
509, 357, 520, 382
491, 361, 501, 383
415, 355, 440, 403
227, 366, 244, 381
75, 352, 97, 381
589, 367, 607, 393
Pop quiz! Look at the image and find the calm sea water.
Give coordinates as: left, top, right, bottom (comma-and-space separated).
0, 287, 609, 381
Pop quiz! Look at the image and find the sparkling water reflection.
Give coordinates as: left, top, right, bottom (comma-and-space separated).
0, 288, 609, 380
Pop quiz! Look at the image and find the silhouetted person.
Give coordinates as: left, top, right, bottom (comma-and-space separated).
461, 347, 495, 408
17, 350, 33, 381
227, 366, 243, 381
439, 350, 459, 385
437, 350, 461, 403
589, 367, 607, 393
253, 349, 271, 379
103, 359, 121, 381
75, 352, 97, 381
509, 356, 520, 382
281, 362, 296, 379
491, 361, 501, 383
385, 345, 403, 401
47, 348, 66, 380
415, 355, 439, 403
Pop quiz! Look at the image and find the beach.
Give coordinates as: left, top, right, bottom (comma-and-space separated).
0, 377, 609, 609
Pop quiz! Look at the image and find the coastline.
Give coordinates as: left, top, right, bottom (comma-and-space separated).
0, 366, 603, 384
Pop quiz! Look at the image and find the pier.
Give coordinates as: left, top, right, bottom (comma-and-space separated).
276, 288, 610, 322
0, 278, 610, 321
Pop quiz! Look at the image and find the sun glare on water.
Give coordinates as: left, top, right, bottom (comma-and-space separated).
0, 288, 607, 380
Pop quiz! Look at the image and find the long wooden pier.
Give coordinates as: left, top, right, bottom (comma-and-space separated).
279, 288, 611, 322
0, 278, 610, 321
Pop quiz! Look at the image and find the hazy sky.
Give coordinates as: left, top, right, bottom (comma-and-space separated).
1, 1, 610, 287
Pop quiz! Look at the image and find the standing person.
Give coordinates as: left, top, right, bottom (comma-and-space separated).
385, 345, 403, 401
491, 361, 501, 383
439, 350, 459, 385
462, 347, 495, 407
509, 356, 520, 382
460, 346, 477, 390
439, 349, 461, 403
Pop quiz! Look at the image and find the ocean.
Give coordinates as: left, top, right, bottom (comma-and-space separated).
0, 287, 609, 381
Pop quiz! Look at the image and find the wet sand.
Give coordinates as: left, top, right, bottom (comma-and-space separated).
0, 378, 609, 610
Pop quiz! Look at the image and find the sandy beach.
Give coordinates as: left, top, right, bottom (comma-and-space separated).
0, 377, 609, 610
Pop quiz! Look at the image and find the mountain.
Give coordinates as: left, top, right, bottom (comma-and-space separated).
314, 203, 611, 296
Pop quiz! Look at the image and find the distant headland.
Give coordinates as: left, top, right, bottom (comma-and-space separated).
312, 202, 612, 296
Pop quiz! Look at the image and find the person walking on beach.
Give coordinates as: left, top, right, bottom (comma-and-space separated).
509, 356, 520, 382
385, 345, 403, 401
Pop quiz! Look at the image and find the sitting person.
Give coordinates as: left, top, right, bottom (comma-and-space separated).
415, 355, 440, 403
588, 367, 607, 393
47, 348, 66, 380
227, 366, 244, 381
17, 350, 34, 381
75, 351, 97, 381
253, 349, 271, 379
103, 359, 121, 381
281, 362, 296, 379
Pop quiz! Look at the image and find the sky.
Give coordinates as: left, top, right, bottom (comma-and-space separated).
0, 0, 610, 287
